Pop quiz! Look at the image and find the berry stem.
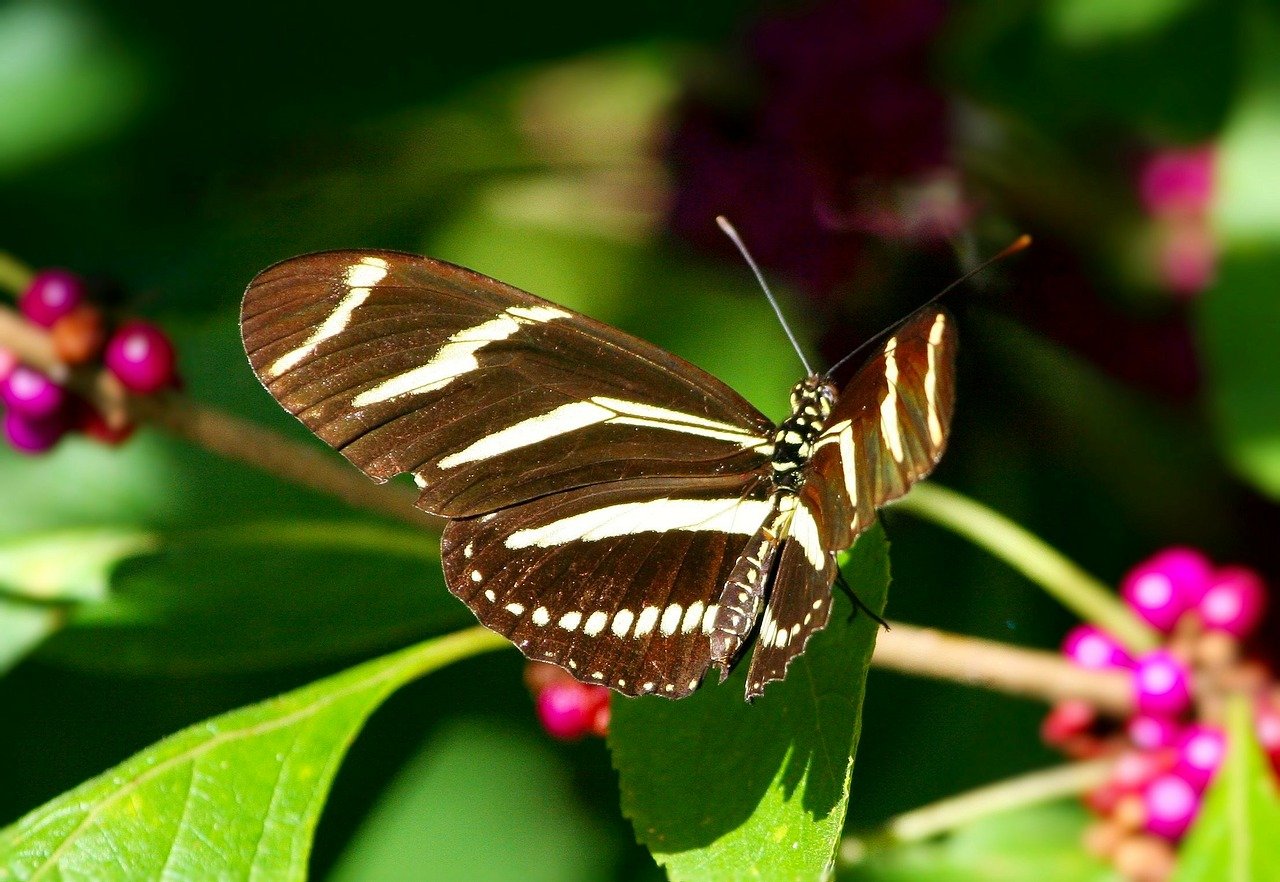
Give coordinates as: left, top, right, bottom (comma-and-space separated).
897, 483, 1160, 654
0, 252, 34, 297
873, 620, 1133, 714
839, 757, 1114, 863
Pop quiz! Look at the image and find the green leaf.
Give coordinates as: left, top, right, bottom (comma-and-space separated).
1173, 695, 1280, 881
609, 525, 890, 882
328, 719, 619, 882
843, 802, 1114, 882
41, 520, 470, 676
0, 527, 156, 674
0, 600, 60, 675
1201, 4, 1280, 500
0, 528, 157, 604
0, 626, 507, 882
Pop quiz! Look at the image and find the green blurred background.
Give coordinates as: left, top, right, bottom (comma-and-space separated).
2, 0, 1278, 878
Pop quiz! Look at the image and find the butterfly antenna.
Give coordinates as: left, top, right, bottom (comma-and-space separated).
716, 216, 814, 376
824, 234, 1032, 378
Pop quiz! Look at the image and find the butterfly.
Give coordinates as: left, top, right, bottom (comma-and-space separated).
240, 246, 956, 700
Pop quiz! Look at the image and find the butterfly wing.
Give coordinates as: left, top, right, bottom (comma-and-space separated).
242, 249, 783, 696
442, 473, 774, 697
741, 306, 958, 698
809, 306, 958, 550
241, 250, 775, 517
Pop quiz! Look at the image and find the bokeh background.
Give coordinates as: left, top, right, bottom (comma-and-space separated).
2, 0, 1278, 878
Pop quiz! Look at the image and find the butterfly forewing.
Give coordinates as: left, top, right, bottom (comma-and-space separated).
241, 250, 774, 517
810, 307, 958, 550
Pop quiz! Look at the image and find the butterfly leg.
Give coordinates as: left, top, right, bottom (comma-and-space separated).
834, 564, 888, 627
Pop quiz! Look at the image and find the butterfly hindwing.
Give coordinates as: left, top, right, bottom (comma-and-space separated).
241, 250, 774, 517
441, 474, 773, 697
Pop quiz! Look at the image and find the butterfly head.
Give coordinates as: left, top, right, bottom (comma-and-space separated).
788, 375, 837, 420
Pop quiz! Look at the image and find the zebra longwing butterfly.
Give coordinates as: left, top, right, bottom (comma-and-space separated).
240, 248, 956, 700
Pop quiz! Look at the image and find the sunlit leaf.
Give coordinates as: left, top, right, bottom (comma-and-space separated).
610, 526, 889, 882
1201, 4, 1280, 499
0, 527, 156, 604
0, 627, 507, 881
1172, 695, 1280, 881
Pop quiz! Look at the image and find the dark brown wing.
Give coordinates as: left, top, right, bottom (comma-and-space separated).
742, 492, 838, 699
441, 473, 774, 697
808, 306, 958, 550
241, 250, 774, 517
739, 306, 957, 698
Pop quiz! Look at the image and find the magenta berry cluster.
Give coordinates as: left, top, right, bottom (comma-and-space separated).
1045, 547, 1275, 881
525, 661, 610, 741
1, 268, 179, 455
1137, 146, 1217, 298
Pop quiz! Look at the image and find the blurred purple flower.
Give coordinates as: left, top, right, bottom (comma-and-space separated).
1139, 146, 1215, 217
668, 0, 958, 299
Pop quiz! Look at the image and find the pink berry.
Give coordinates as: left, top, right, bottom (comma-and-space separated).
3, 410, 67, 454
1062, 625, 1135, 669
1196, 567, 1266, 637
1, 365, 65, 420
1041, 699, 1096, 746
1128, 715, 1181, 751
103, 321, 177, 393
1133, 650, 1193, 717
1255, 703, 1280, 766
1139, 147, 1215, 216
1175, 725, 1226, 791
1121, 548, 1214, 631
536, 681, 605, 741
19, 269, 85, 327
1112, 749, 1172, 792
1142, 773, 1201, 840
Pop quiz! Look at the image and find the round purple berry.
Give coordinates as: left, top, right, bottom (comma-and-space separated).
1121, 548, 1214, 631
1196, 567, 1266, 637
103, 321, 177, 394
1128, 715, 1181, 751
536, 681, 599, 741
1142, 773, 1200, 840
1133, 650, 1193, 717
1174, 725, 1225, 791
3, 409, 67, 454
19, 270, 85, 328
1062, 624, 1135, 669
1, 365, 65, 420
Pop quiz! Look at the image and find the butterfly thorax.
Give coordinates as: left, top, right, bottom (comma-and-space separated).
769, 376, 837, 491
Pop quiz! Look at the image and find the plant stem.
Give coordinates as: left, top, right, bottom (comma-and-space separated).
839, 757, 1114, 864
873, 621, 1133, 714
896, 483, 1159, 654
0, 253, 33, 297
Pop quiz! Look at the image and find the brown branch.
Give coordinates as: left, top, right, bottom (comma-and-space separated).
0, 304, 440, 532
873, 621, 1134, 715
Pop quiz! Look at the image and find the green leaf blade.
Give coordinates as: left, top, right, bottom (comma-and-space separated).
1173, 695, 1280, 882
609, 525, 890, 881
0, 627, 507, 882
